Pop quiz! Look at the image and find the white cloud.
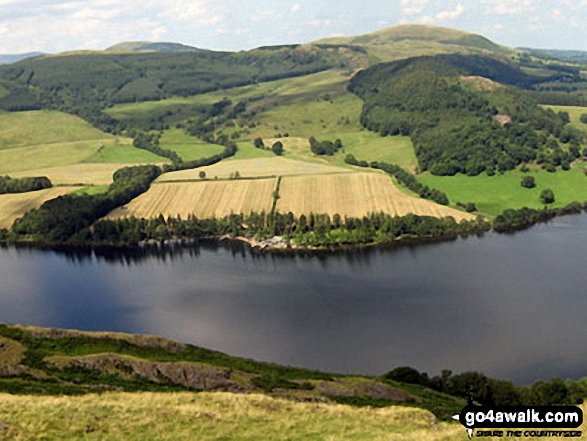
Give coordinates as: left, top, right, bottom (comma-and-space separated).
252, 10, 281, 22
291, 3, 300, 13
310, 18, 332, 27
436, 3, 465, 20
482, 0, 535, 15
401, 0, 429, 16
419, 15, 435, 24
552, 9, 564, 22
199, 15, 223, 26
151, 26, 167, 40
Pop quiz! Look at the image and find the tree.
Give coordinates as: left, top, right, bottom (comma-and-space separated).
540, 189, 555, 204
271, 141, 284, 156
254, 138, 264, 149
521, 176, 535, 189
199, 171, 206, 179
580, 113, 587, 124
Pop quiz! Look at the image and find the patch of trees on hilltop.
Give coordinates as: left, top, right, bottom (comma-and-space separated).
349, 55, 584, 176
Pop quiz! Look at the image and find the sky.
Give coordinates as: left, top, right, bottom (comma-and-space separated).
0, 0, 586, 54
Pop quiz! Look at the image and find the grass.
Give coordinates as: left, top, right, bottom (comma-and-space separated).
0, 392, 466, 441
71, 185, 110, 196
0, 187, 77, 228
108, 179, 277, 220
159, 129, 225, 161
543, 105, 587, 135
0, 111, 161, 174
0, 140, 116, 174
8, 164, 144, 186
336, 133, 417, 170
158, 157, 351, 181
276, 173, 473, 220
230, 142, 276, 160
0, 110, 116, 151
1, 391, 582, 440
83, 143, 168, 163
419, 166, 587, 216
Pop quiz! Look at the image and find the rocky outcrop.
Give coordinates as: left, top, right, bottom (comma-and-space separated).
46, 354, 246, 392
314, 378, 414, 402
13, 326, 186, 352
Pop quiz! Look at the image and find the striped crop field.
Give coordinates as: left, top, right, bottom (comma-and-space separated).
157, 157, 351, 182
276, 173, 474, 220
108, 179, 277, 220
8, 163, 150, 186
0, 187, 77, 228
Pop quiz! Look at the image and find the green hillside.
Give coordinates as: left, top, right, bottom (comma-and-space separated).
349, 54, 583, 176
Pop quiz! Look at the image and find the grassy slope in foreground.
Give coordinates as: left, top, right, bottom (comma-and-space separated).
1, 393, 586, 440
419, 166, 587, 216
0, 392, 463, 441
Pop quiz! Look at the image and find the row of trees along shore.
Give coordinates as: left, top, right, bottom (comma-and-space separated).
49, 200, 585, 248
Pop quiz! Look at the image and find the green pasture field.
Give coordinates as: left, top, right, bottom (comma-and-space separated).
159, 129, 224, 161
419, 166, 587, 216
83, 143, 167, 163
543, 105, 587, 135
230, 141, 275, 160
0, 110, 115, 150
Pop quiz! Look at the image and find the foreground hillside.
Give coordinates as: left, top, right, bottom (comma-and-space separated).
1, 324, 586, 440
0, 392, 460, 440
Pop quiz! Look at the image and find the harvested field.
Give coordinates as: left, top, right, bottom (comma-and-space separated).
8, 163, 157, 186
158, 157, 351, 181
277, 173, 474, 220
0, 187, 77, 228
108, 179, 277, 220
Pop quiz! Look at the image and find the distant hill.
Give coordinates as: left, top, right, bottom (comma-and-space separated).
520, 47, 587, 65
0, 52, 45, 65
106, 41, 205, 53
315, 24, 513, 61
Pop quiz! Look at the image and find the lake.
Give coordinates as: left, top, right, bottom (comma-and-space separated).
1, 214, 587, 385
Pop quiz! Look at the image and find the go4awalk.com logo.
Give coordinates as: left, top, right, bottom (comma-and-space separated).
452, 398, 583, 439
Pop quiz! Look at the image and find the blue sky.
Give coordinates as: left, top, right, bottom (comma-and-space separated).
0, 0, 585, 54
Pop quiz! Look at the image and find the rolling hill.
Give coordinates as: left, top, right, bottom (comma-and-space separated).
106, 41, 204, 53
315, 24, 514, 61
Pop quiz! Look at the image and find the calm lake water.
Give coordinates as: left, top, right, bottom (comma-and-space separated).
1, 215, 587, 385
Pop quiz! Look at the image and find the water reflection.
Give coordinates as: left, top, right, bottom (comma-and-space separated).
0, 216, 586, 385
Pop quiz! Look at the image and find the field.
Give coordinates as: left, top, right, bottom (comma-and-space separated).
419, 166, 587, 216
83, 143, 166, 164
0, 111, 116, 150
9, 164, 147, 186
0, 187, 77, 228
0, 110, 165, 175
543, 105, 587, 135
158, 157, 352, 182
159, 129, 225, 161
277, 173, 473, 220
108, 179, 277, 219
271, 134, 417, 171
